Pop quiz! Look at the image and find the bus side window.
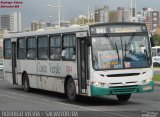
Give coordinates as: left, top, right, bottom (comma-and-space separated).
17, 38, 26, 59
62, 35, 76, 60
50, 36, 61, 60
37, 36, 48, 60
27, 37, 36, 59
157, 48, 160, 56
4, 39, 12, 59
61, 48, 75, 60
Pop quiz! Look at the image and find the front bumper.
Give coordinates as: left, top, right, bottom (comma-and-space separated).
91, 81, 154, 96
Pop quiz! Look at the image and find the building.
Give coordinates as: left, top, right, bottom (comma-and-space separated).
143, 19, 152, 32
10, 12, 22, 32
130, 8, 136, 17
141, 8, 153, 20
46, 22, 52, 27
109, 7, 130, 23
129, 7, 136, 22
0, 15, 10, 31
117, 7, 130, 22
31, 21, 38, 31
0, 12, 21, 32
95, 6, 109, 23
137, 13, 145, 23
109, 10, 119, 22
70, 15, 88, 25
137, 8, 159, 32
31, 20, 47, 31
151, 11, 159, 32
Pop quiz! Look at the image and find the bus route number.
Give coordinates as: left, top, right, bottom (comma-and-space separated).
66, 66, 72, 73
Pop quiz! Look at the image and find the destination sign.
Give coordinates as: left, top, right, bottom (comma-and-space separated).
90, 24, 147, 34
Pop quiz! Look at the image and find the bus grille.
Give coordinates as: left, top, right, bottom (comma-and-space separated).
110, 86, 138, 94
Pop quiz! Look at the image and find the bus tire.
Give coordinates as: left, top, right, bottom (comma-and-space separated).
66, 78, 76, 101
116, 94, 131, 102
23, 73, 30, 92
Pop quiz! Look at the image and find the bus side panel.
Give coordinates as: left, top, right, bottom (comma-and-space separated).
46, 77, 57, 91
4, 59, 13, 84
56, 78, 65, 93
17, 74, 22, 85
5, 73, 13, 84
28, 75, 38, 89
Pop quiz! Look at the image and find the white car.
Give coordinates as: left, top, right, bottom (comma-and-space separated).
0, 62, 3, 70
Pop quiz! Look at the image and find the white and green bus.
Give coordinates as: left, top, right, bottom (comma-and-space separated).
3, 23, 154, 101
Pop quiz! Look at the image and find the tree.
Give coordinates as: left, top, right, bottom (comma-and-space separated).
153, 34, 160, 46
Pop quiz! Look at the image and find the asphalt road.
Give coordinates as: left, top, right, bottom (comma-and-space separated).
0, 72, 160, 117
154, 69, 160, 75
0, 71, 3, 79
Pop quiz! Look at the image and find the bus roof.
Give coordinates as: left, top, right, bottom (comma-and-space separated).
3, 25, 89, 39
3, 22, 147, 39
89, 22, 146, 27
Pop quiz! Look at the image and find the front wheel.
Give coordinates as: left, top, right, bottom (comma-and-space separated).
116, 94, 131, 102
66, 78, 76, 101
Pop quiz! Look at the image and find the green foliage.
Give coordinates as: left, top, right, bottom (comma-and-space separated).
153, 34, 160, 46
153, 74, 160, 82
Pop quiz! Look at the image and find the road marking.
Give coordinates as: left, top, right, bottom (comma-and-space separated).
40, 98, 129, 117
41, 99, 49, 102
0, 92, 128, 117
0, 90, 128, 117
3, 91, 29, 97
0, 93, 56, 106
0, 79, 3, 80
0, 94, 18, 99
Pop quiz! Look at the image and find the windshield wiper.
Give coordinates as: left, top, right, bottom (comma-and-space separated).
126, 33, 135, 50
115, 42, 120, 62
124, 41, 127, 58
105, 34, 120, 62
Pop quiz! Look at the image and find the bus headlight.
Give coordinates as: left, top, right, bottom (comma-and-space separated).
142, 78, 152, 84
91, 81, 106, 87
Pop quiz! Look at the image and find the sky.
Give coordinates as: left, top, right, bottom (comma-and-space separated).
0, 0, 160, 29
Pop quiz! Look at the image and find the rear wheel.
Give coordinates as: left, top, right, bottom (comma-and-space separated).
23, 73, 30, 92
66, 78, 76, 101
116, 94, 131, 102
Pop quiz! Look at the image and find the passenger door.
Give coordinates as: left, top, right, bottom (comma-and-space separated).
11, 38, 17, 84
77, 37, 89, 94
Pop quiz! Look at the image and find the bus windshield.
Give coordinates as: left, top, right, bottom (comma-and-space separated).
92, 34, 151, 70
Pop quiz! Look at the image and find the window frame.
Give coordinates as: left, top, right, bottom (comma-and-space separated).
62, 34, 76, 61
26, 36, 37, 60
4, 39, 12, 59
37, 35, 49, 60
49, 35, 62, 60
17, 37, 26, 59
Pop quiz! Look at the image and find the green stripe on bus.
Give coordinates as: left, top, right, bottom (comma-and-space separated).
91, 81, 154, 96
